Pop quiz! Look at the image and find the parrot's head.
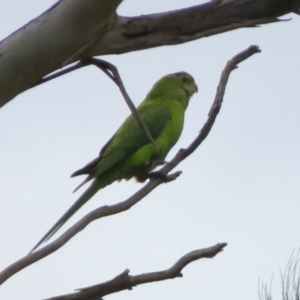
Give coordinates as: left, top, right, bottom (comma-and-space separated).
146, 71, 197, 109
171, 71, 198, 97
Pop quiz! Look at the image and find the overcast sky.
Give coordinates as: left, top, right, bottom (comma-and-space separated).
1, 1, 300, 300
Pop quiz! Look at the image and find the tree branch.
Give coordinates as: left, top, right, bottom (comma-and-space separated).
0, 45, 259, 285
0, 0, 298, 107
90, 0, 292, 56
46, 243, 227, 300
0, 0, 122, 107
33, 58, 157, 148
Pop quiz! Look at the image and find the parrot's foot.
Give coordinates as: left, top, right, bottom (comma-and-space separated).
148, 171, 169, 182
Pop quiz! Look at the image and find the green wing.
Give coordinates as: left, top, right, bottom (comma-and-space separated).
91, 102, 172, 178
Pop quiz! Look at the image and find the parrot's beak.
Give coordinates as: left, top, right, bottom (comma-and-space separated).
193, 82, 198, 93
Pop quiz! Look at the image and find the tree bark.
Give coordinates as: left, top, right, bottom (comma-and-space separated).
0, 0, 122, 107
0, 0, 299, 108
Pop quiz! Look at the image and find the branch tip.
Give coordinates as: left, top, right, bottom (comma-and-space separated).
44, 243, 226, 299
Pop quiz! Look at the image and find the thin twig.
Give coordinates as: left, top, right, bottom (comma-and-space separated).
0, 45, 260, 285
46, 243, 227, 300
86, 58, 157, 148
32, 61, 89, 88
32, 58, 157, 148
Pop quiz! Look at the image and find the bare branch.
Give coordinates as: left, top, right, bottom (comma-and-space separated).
0, 171, 182, 286
32, 61, 89, 88
33, 58, 157, 148
86, 0, 300, 56
0, 46, 259, 284
0, 0, 298, 107
45, 243, 227, 300
156, 45, 261, 174
0, 45, 258, 285
87, 58, 157, 148
91, 1, 282, 56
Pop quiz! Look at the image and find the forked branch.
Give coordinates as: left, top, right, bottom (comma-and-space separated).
33, 58, 157, 148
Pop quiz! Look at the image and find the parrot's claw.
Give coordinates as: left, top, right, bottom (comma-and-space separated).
148, 171, 169, 182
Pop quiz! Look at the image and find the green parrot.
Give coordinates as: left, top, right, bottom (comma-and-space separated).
30, 72, 198, 252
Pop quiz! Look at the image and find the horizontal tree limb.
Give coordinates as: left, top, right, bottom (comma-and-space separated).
91, 0, 294, 55
46, 243, 227, 300
0, 0, 298, 107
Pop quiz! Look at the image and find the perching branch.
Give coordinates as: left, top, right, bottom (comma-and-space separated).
0, 45, 259, 285
157, 45, 261, 174
45, 243, 227, 300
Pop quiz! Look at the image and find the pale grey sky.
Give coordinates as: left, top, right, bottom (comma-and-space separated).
1, 1, 300, 300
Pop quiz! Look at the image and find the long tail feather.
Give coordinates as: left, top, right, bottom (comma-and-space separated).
29, 173, 116, 253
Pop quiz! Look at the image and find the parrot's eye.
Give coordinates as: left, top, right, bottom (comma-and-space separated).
181, 77, 188, 83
